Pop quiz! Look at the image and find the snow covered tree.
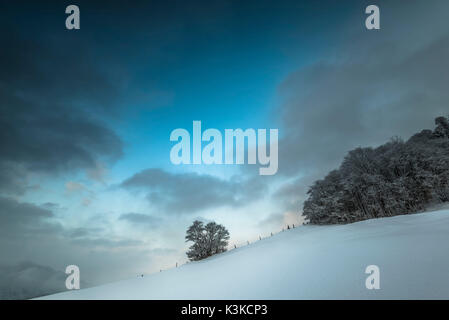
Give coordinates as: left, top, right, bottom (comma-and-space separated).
303, 116, 449, 224
433, 116, 449, 138
204, 222, 230, 255
185, 220, 207, 261
185, 220, 230, 261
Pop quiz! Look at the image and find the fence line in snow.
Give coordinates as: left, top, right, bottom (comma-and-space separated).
149, 223, 301, 276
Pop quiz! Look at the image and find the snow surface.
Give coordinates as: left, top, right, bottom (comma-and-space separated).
39, 209, 449, 299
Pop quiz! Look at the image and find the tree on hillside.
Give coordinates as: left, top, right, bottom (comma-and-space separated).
185, 220, 230, 261
303, 115, 449, 225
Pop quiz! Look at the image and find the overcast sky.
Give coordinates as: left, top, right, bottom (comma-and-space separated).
1, 0, 448, 298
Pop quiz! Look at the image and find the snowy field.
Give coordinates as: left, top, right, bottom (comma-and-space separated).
39, 209, 449, 299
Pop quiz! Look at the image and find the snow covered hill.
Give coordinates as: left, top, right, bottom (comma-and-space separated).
39, 209, 449, 299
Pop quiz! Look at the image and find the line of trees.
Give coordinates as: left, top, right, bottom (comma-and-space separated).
303, 116, 449, 224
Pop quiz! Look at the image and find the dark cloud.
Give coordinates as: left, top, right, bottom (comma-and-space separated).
41, 202, 60, 210
272, 177, 311, 212
148, 247, 178, 255
119, 212, 162, 228
0, 197, 138, 248
0, 25, 124, 195
0, 262, 68, 300
70, 238, 143, 248
274, 0, 449, 210
66, 227, 103, 239
0, 196, 62, 237
278, 35, 449, 176
0, 163, 28, 195
121, 168, 267, 214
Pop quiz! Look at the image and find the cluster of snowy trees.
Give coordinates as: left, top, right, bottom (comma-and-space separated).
303, 116, 449, 225
185, 220, 230, 261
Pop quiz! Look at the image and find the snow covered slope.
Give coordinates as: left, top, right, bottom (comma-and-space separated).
40, 209, 449, 299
